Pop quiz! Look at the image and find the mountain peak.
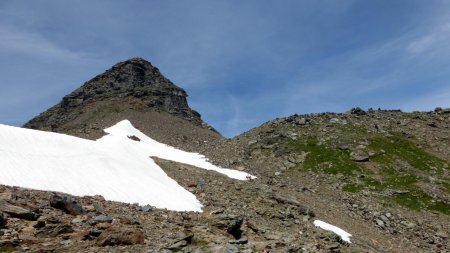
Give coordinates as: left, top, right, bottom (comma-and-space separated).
110, 57, 156, 73
66, 57, 183, 104
23, 58, 219, 142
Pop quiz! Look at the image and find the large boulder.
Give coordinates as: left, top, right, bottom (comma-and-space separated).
0, 200, 38, 221
50, 194, 84, 215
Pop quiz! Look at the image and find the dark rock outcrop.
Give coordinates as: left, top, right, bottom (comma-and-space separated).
0, 212, 6, 228
50, 194, 84, 215
24, 58, 203, 132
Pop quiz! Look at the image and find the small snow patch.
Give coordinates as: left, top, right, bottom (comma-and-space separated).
313, 220, 352, 243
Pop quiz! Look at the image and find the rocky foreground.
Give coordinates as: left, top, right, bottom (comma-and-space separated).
0, 177, 348, 253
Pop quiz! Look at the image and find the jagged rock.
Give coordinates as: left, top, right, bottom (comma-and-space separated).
96, 226, 145, 246
350, 107, 366, 115
375, 219, 384, 227
212, 215, 243, 239
140, 205, 154, 212
0, 212, 6, 228
166, 233, 193, 250
33, 220, 45, 228
229, 237, 248, 244
36, 224, 74, 238
246, 221, 259, 233
91, 215, 113, 224
270, 193, 315, 217
49, 194, 84, 215
435, 107, 450, 114
0, 200, 38, 220
227, 217, 244, 239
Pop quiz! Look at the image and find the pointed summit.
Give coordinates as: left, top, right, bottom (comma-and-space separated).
23, 58, 221, 146
58, 57, 196, 118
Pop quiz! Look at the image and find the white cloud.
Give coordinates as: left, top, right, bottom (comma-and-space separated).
0, 25, 82, 61
406, 22, 450, 56
407, 35, 435, 54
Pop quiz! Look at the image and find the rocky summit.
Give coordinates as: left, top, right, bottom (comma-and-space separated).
1, 58, 449, 252
23, 58, 220, 150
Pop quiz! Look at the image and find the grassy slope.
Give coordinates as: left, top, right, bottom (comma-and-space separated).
286, 123, 450, 215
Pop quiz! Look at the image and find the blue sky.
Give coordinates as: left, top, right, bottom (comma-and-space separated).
1, 1, 450, 137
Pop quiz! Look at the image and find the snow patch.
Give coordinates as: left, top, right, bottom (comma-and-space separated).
102, 120, 256, 181
313, 220, 352, 243
0, 120, 255, 212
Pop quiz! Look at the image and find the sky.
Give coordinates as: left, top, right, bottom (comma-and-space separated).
1, 0, 450, 137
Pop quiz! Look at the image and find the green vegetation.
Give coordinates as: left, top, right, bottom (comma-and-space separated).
0, 246, 16, 252
289, 139, 361, 176
287, 128, 449, 215
369, 134, 447, 174
342, 184, 365, 193
393, 191, 450, 215
443, 182, 450, 194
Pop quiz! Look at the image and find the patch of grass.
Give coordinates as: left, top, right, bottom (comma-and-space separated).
428, 200, 450, 215
380, 173, 419, 189
393, 191, 450, 215
289, 139, 361, 176
342, 184, 365, 193
392, 192, 423, 211
369, 135, 447, 174
0, 246, 16, 252
288, 132, 449, 215
442, 182, 450, 194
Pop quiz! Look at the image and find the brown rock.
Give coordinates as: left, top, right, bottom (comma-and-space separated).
0, 200, 38, 220
0, 192, 13, 201
68, 230, 90, 241
19, 234, 40, 244
97, 226, 145, 246
36, 224, 74, 238
95, 222, 112, 230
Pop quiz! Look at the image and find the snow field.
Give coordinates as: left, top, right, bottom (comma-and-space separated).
0, 120, 255, 212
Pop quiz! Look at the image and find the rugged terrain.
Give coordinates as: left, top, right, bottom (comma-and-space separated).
1, 58, 448, 252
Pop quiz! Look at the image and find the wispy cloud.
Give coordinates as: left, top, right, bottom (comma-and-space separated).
0, 25, 83, 61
